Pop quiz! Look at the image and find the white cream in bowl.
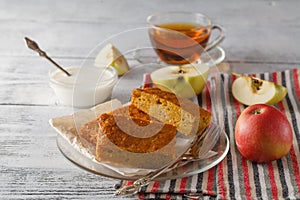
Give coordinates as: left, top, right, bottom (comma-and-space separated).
49, 66, 118, 108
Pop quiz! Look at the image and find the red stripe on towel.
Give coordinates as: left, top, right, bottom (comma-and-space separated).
242, 158, 252, 200
151, 181, 160, 193
179, 177, 188, 193
272, 71, 278, 84
268, 163, 279, 200
293, 68, 300, 101
206, 168, 215, 194
206, 82, 212, 113
138, 193, 145, 199
143, 73, 153, 88
218, 161, 226, 199
165, 194, 171, 200
127, 180, 134, 185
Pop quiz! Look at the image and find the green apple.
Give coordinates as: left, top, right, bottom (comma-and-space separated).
150, 64, 209, 98
94, 43, 130, 75
232, 73, 287, 106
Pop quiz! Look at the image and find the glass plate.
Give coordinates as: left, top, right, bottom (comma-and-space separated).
56, 125, 229, 181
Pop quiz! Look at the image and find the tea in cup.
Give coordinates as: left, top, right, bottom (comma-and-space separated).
147, 12, 225, 65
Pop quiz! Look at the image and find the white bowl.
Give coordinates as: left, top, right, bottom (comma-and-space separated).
49, 66, 118, 108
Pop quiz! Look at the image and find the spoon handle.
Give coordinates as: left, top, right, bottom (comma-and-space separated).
24, 37, 71, 76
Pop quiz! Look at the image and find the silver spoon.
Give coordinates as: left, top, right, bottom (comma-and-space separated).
24, 37, 71, 76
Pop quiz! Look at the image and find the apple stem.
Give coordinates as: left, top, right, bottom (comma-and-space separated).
252, 110, 261, 115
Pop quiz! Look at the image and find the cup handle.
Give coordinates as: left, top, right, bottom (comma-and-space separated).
205, 25, 225, 52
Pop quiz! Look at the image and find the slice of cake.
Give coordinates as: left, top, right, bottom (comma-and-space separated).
80, 104, 152, 145
96, 113, 177, 169
131, 88, 211, 137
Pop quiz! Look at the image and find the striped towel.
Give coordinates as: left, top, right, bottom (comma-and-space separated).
118, 68, 300, 199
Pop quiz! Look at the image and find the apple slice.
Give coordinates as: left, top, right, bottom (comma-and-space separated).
94, 43, 130, 75
268, 84, 288, 105
232, 73, 287, 106
150, 64, 209, 98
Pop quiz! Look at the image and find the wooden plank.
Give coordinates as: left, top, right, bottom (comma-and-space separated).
0, 104, 125, 199
0, 105, 71, 167
0, 166, 121, 199
0, 56, 77, 106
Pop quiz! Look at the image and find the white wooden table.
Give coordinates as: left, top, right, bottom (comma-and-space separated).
1, 0, 300, 199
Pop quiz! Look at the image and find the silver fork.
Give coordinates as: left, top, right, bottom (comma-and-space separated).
114, 123, 221, 196
183, 122, 221, 161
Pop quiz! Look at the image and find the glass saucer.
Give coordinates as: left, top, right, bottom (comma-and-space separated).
56, 123, 229, 181
133, 46, 225, 67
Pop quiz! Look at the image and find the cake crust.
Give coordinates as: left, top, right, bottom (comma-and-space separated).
96, 112, 177, 168
98, 113, 176, 153
131, 88, 211, 137
80, 104, 152, 145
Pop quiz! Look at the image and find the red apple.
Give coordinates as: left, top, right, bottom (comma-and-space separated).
235, 104, 293, 163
